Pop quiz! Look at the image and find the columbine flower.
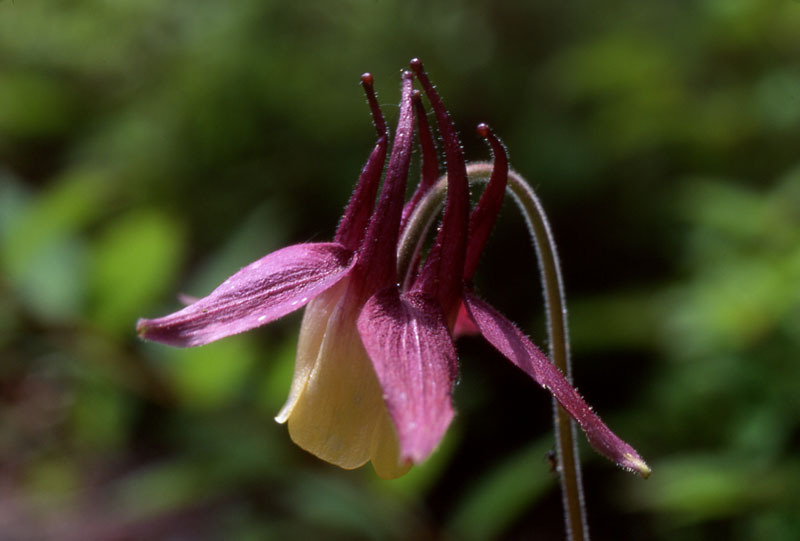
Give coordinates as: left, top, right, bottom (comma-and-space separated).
138, 60, 649, 479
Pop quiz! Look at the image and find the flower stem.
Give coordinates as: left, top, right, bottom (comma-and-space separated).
493, 166, 589, 541
398, 163, 589, 541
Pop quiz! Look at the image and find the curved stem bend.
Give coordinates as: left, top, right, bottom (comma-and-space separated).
398, 163, 589, 541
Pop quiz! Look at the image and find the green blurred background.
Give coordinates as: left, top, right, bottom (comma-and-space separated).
2, 1, 799, 539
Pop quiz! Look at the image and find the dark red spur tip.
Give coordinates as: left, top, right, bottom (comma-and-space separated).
412, 90, 439, 189
400, 89, 441, 231
333, 74, 391, 251
361, 72, 388, 137
407, 59, 469, 320
464, 122, 509, 281
352, 69, 416, 295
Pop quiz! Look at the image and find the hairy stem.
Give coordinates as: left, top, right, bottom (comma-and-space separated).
397, 163, 589, 541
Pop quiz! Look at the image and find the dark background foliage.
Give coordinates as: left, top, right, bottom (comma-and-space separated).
2, 1, 799, 539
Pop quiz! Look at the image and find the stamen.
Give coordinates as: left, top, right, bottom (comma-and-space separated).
464, 123, 509, 281
361, 73, 388, 137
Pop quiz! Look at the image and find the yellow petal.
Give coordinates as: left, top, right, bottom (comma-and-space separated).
275, 279, 348, 423
285, 288, 406, 475
370, 409, 412, 479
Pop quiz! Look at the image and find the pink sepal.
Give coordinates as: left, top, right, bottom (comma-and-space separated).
137, 242, 354, 347
358, 287, 457, 463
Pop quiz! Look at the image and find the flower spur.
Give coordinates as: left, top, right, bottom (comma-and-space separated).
137, 60, 649, 479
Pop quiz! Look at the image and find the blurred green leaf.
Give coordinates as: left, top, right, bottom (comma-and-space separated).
286, 472, 417, 541
754, 68, 800, 130
70, 382, 133, 453
0, 169, 30, 233
0, 168, 105, 319
115, 460, 207, 518
10, 235, 88, 321
570, 291, 661, 351
447, 437, 557, 540
158, 335, 257, 408
1, 168, 108, 280
257, 336, 298, 415
629, 455, 799, 525
0, 71, 80, 138
25, 458, 80, 507
89, 209, 185, 334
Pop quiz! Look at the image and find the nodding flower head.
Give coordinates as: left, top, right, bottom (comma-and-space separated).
137, 59, 649, 479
